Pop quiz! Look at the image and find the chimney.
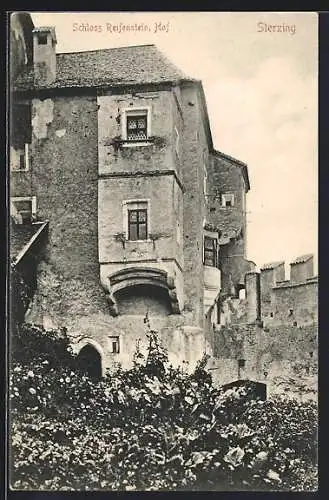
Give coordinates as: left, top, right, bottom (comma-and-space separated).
32, 27, 57, 85
290, 254, 314, 283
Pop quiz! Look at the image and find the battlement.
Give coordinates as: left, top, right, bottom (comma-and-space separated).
244, 254, 317, 327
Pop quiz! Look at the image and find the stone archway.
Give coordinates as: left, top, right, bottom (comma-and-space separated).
76, 342, 103, 379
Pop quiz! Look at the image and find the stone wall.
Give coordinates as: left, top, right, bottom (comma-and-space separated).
269, 278, 318, 326
180, 83, 208, 328
207, 153, 248, 295
98, 174, 183, 266
212, 322, 317, 398
97, 89, 178, 176
244, 257, 318, 327
21, 86, 208, 372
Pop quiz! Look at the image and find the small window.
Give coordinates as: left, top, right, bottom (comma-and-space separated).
203, 164, 208, 197
11, 144, 30, 172
128, 209, 148, 240
19, 153, 25, 170
37, 33, 48, 45
238, 359, 246, 368
11, 198, 35, 224
126, 113, 147, 141
222, 193, 235, 207
109, 336, 120, 354
204, 236, 218, 267
174, 126, 179, 156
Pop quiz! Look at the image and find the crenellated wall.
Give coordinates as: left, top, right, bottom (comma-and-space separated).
223, 254, 318, 328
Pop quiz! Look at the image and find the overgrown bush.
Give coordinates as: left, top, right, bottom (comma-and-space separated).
10, 322, 318, 491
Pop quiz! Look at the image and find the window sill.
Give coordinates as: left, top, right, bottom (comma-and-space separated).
11, 169, 29, 173
121, 140, 153, 148
126, 239, 153, 243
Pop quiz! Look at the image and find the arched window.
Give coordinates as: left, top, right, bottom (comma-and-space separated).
76, 344, 102, 379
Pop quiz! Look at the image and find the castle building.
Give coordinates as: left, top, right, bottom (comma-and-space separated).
10, 14, 254, 375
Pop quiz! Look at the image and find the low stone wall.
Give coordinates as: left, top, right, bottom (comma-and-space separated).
212, 323, 318, 397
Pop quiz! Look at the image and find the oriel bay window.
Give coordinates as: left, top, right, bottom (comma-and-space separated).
204, 236, 218, 267
128, 208, 148, 240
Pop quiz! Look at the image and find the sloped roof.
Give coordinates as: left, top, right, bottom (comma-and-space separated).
13, 44, 188, 91
260, 261, 285, 271
212, 149, 250, 192
11, 221, 48, 265
290, 254, 314, 265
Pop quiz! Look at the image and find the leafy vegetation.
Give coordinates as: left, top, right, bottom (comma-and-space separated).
10, 322, 317, 491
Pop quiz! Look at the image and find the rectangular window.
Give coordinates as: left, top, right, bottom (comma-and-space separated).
37, 33, 48, 45
11, 144, 30, 172
126, 113, 147, 141
238, 359, 246, 368
204, 236, 218, 267
128, 208, 148, 240
11, 197, 36, 224
109, 336, 120, 354
174, 126, 179, 156
222, 193, 235, 207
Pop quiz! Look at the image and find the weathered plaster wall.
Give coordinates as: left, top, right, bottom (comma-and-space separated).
212, 323, 317, 398
97, 89, 176, 175
270, 279, 318, 326
290, 258, 314, 283
25, 90, 207, 371
207, 154, 248, 294
180, 84, 208, 328
26, 260, 206, 372
28, 94, 109, 321
244, 265, 318, 327
98, 174, 183, 267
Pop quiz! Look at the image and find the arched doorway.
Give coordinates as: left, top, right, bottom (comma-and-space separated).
76, 344, 102, 378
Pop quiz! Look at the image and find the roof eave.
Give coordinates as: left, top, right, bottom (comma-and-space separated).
13, 77, 186, 94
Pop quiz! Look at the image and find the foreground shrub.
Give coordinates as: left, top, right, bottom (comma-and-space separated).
9, 323, 318, 491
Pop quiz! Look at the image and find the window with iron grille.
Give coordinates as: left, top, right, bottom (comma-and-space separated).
128, 209, 148, 240
204, 236, 218, 267
126, 114, 148, 141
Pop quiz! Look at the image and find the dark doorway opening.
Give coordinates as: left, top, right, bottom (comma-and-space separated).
76, 344, 102, 379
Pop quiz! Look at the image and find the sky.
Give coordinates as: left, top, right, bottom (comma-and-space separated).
31, 12, 318, 276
